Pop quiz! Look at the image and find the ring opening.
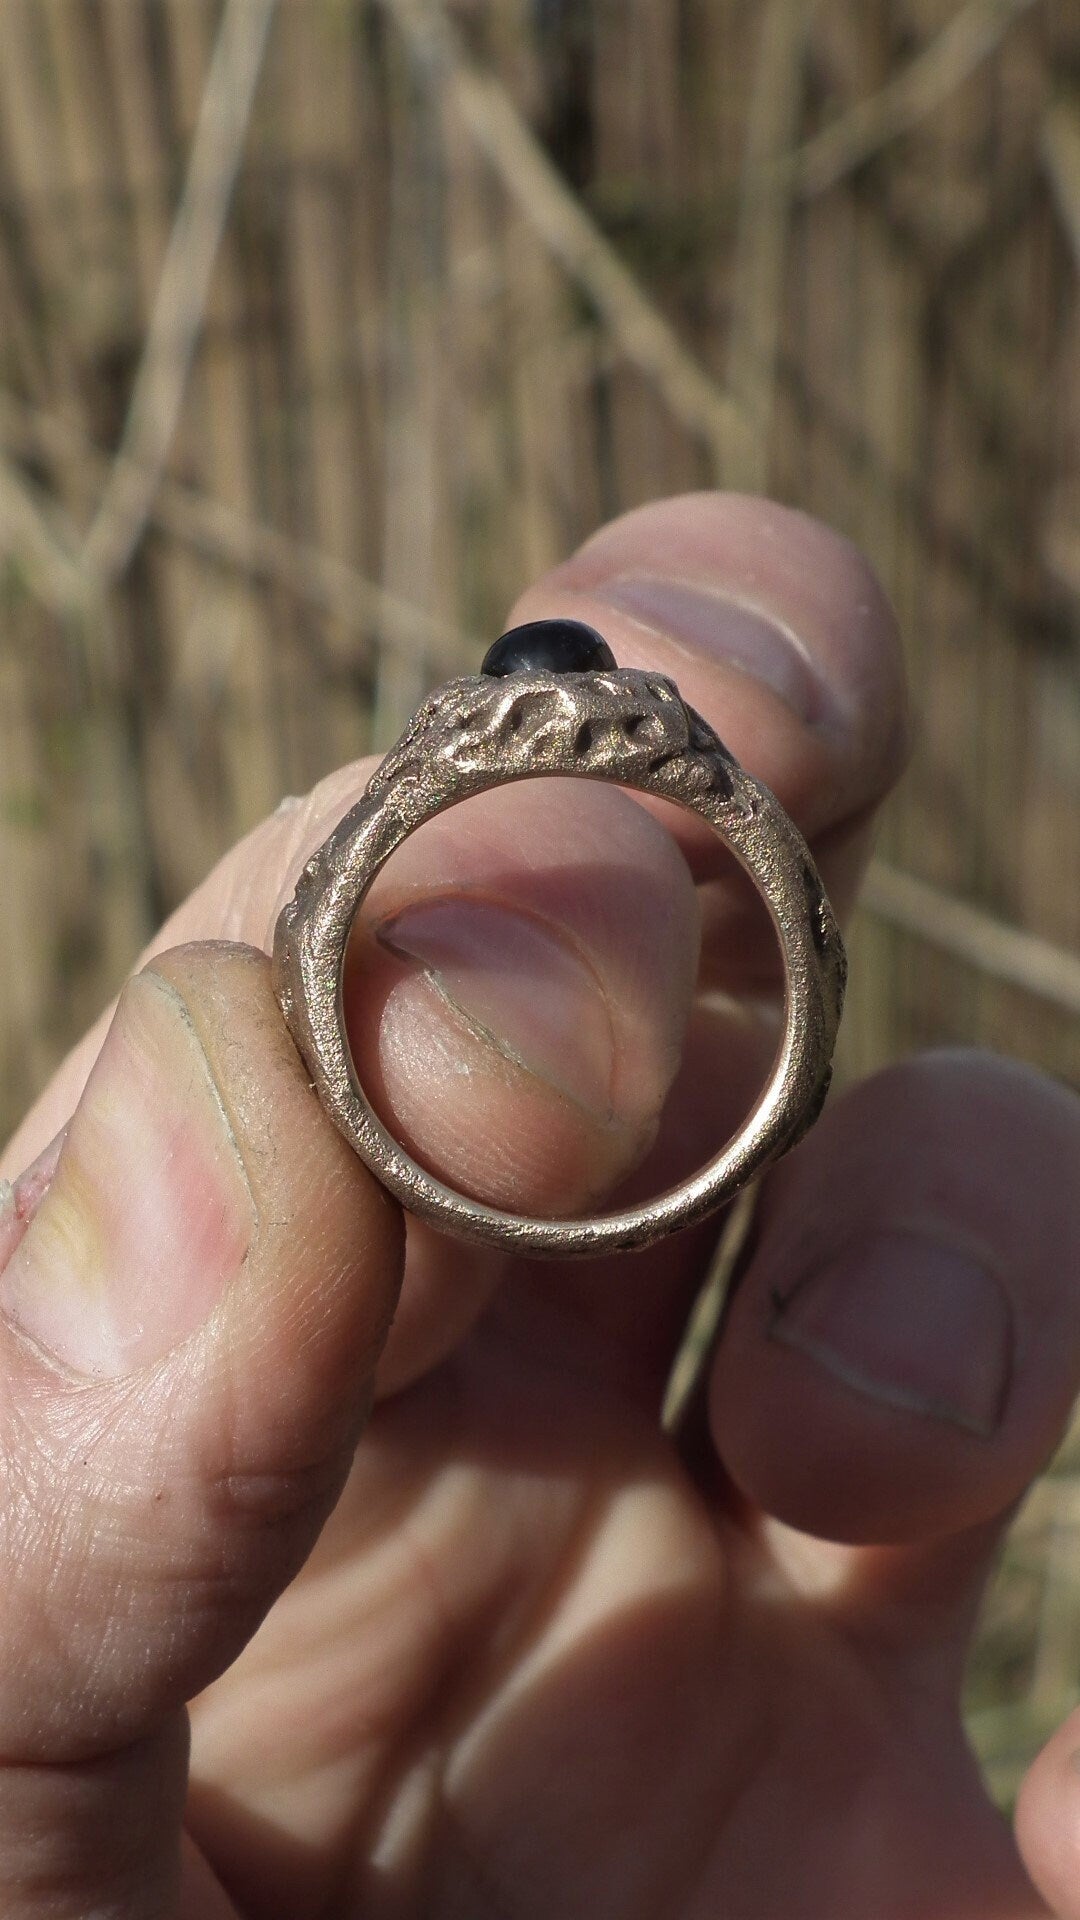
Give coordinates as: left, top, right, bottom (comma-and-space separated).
339, 775, 786, 1231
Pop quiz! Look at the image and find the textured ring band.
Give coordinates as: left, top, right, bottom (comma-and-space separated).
272, 622, 846, 1258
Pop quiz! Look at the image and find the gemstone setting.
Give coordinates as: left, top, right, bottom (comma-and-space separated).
481, 619, 618, 678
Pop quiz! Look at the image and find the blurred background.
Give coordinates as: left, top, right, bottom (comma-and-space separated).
0, 0, 1077, 1810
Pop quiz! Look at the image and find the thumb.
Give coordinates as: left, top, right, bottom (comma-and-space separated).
0, 943, 402, 1917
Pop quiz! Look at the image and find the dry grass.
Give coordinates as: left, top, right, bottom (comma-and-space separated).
0, 0, 1078, 1810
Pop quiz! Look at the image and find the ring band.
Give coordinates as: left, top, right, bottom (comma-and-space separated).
272, 626, 846, 1257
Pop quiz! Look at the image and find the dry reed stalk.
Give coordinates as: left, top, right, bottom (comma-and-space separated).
1, 5, 158, 1051
38, 0, 128, 386
862, 862, 1080, 1026
1042, 95, 1080, 267
952, 21, 1041, 1067
382, 0, 753, 483
75, 598, 159, 993
774, 171, 869, 1080
0, 390, 479, 676
373, 23, 446, 744
0, 229, 52, 427
870, 12, 1023, 1072
0, 457, 88, 616
504, 221, 579, 588
1029, 1483, 1080, 1718
724, 0, 808, 495
0, 1, 87, 420
99, 0, 174, 301
589, 0, 698, 513
662, 1179, 761, 1434
275, 0, 365, 781
280, 2, 361, 581
343, 3, 393, 609
780, 0, 1041, 200
136, 0, 280, 892
441, 96, 511, 635
845, 188, 927, 1083
83, 0, 275, 583
97, 0, 213, 913
593, 0, 681, 198
470, 4, 543, 614
0, 10, 89, 1110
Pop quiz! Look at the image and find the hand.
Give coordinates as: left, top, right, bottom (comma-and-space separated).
1, 494, 1077, 1920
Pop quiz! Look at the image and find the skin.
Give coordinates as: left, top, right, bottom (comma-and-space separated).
0, 491, 1077, 1918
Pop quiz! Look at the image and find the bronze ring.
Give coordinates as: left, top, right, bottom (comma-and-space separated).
272, 620, 846, 1258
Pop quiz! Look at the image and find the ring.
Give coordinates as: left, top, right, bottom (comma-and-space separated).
272, 618, 847, 1257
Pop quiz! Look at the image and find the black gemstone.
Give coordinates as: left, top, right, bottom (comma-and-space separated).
481, 619, 617, 678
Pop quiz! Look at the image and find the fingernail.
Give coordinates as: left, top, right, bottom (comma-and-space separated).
0, 971, 255, 1378
592, 574, 842, 729
377, 898, 617, 1120
770, 1228, 1013, 1437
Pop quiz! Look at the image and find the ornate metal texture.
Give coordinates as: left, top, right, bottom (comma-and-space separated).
273, 665, 847, 1256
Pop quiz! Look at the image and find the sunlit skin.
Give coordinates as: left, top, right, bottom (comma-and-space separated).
0, 495, 1077, 1919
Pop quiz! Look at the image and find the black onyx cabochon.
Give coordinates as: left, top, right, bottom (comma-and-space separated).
481, 619, 617, 678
